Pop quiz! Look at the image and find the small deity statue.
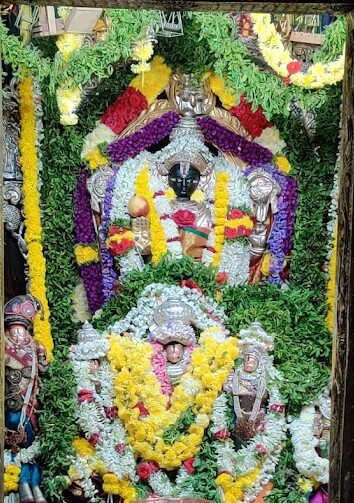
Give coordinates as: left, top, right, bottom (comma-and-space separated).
313, 385, 331, 460
4, 294, 48, 503
230, 321, 274, 441
149, 299, 197, 385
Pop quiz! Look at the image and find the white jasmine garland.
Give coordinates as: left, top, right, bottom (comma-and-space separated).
108, 283, 227, 337
254, 126, 286, 155
81, 123, 117, 159
4, 440, 40, 467
219, 240, 251, 285
289, 405, 329, 484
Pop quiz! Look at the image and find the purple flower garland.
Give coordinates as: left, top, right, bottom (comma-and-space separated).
197, 116, 273, 165
245, 164, 298, 284
73, 168, 104, 313
99, 172, 118, 301
108, 111, 180, 164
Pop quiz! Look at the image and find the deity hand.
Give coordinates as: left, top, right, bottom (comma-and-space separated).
131, 217, 151, 256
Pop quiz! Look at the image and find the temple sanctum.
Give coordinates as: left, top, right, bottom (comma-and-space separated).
2, 2, 354, 503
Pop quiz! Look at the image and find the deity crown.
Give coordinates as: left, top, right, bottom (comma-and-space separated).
238, 320, 274, 362
149, 320, 196, 346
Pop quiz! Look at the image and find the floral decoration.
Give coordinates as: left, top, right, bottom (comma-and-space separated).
229, 95, 272, 139
208, 73, 238, 110
101, 86, 148, 134
108, 111, 180, 164
251, 13, 344, 89
197, 116, 273, 165
73, 169, 104, 314
18, 77, 53, 360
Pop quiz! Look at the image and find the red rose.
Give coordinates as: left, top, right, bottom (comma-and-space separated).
115, 443, 125, 454
215, 429, 230, 440
180, 279, 203, 293
183, 457, 196, 474
282, 76, 291, 85
172, 209, 196, 227
135, 401, 149, 417
237, 225, 252, 237
104, 406, 118, 419
255, 443, 267, 455
137, 461, 153, 480
78, 389, 94, 403
228, 208, 244, 220
216, 272, 229, 285
108, 238, 134, 256
89, 433, 100, 446
229, 95, 271, 139
225, 227, 238, 240
287, 61, 302, 75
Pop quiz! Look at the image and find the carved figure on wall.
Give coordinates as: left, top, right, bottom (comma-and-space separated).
4, 295, 48, 503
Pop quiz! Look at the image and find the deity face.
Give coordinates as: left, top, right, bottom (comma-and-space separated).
168, 163, 200, 200
243, 353, 259, 373
89, 359, 100, 375
7, 324, 28, 345
165, 342, 185, 364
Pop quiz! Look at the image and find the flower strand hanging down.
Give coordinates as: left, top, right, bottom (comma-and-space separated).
18, 76, 53, 361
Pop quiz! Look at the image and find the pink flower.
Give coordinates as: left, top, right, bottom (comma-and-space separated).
256, 443, 267, 455
215, 429, 230, 440
172, 209, 196, 227
77, 389, 94, 403
104, 406, 119, 419
135, 401, 149, 417
216, 272, 229, 285
136, 461, 158, 480
115, 443, 125, 454
282, 77, 291, 85
270, 403, 285, 414
183, 457, 196, 474
89, 433, 100, 446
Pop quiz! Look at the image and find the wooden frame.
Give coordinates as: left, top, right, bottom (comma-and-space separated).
2, 1, 354, 502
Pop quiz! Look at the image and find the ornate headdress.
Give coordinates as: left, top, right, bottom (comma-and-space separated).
149, 298, 196, 345
4, 295, 42, 328
72, 321, 108, 360
238, 320, 274, 363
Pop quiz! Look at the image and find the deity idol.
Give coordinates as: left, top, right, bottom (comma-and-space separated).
4, 295, 48, 503
225, 321, 280, 441
80, 71, 293, 299
67, 284, 286, 503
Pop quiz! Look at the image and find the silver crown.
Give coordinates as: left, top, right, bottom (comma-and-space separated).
153, 298, 194, 326
149, 320, 196, 346
77, 321, 102, 344
238, 320, 274, 356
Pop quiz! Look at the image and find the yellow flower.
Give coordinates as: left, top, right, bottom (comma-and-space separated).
68, 465, 81, 481
190, 189, 205, 203
131, 60, 151, 75
298, 477, 313, 493
18, 77, 53, 361
275, 155, 292, 174
56, 33, 83, 61
4, 464, 21, 494
260, 253, 272, 276
75, 245, 99, 265
131, 56, 172, 105
85, 147, 109, 170
132, 40, 154, 62
72, 437, 96, 457
310, 62, 326, 77
327, 224, 337, 331
209, 74, 237, 110
212, 172, 230, 267
165, 187, 177, 200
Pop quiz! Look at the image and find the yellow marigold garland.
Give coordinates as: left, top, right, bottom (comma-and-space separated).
4, 465, 21, 494
208, 74, 238, 110
72, 437, 96, 457
275, 155, 292, 174
135, 166, 168, 263
103, 474, 136, 502
84, 146, 109, 170
131, 56, 172, 105
216, 467, 260, 503
226, 215, 254, 230
108, 330, 238, 469
74, 244, 100, 265
251, 14, 344, 89
327, 224, 337, 331
212, 172, 230, 267
18, 77, 53, 361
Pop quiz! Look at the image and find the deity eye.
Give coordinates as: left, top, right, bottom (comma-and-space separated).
170, 177, 177, 182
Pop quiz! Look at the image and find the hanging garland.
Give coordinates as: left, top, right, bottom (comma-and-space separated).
18, 76, 53, 361
251, 14, 344, 89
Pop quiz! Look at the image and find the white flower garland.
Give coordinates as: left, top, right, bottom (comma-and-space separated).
289, 405, 329, 484
107, 283, 227, 338
4, 440, 41, 468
